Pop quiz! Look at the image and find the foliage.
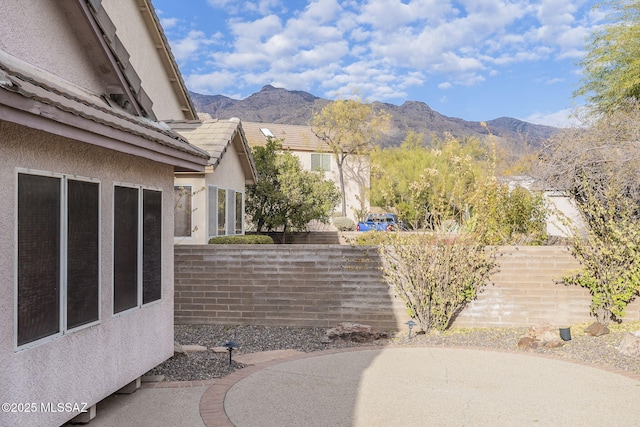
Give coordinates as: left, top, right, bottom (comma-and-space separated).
208, 235, 274, 244
563, 184, 640, 325
536, 105, 640, 212
311, 98, 391, 216
575, 1, 640, 114
470, 180, 547, 245
332, 216, 356, 231
377, 232, 497, 332
371, 132, 547, 244
246, 138, 341, 235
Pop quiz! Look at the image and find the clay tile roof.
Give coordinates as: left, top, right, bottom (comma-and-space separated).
168, 118, 258, 183
0, 51, 209, 169
241, 121, 330, 152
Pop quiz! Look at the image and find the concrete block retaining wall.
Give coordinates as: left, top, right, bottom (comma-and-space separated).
174, 245, 640, 331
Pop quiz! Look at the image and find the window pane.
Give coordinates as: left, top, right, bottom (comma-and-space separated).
227, 190, 235, 236
208, 186, 217, 238
17, 174, 61, 346
323, 154, 332, 171
173, 186, 191, 237
67, 180, 100, 329
218, 188, 226, 236
114, 186, 138, 313
143, 189, 162, 304
235, 192, 243, 234
311, 153, 320, 171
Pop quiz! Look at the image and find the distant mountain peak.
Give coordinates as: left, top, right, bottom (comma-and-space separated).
189, 86, 559, 150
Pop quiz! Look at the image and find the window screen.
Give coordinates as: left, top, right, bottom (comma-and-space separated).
143, 189, 162, 304
227, 190, 235, 236
174, 186, 191, 237
113, 186, 138, 313
17, 174, 61, 346
66, 180, 99, 329
218, 188, 226, 236
235, 192, 243, 234
208, 186, 217, 238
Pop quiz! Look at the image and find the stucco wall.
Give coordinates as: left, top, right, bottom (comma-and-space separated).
0, 1, 106, 93
0, 122, 175, 426
175, 143, 248, 244
294, 152, 370, 223
101, 0, 188, 120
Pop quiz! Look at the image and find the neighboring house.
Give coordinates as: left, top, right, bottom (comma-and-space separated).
242, 122, 371, 224
500, 176, 585, 238
169, 116, 258, 244
0, 1, 208, 425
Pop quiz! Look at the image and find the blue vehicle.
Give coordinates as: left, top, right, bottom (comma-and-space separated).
356, 213, 404, 232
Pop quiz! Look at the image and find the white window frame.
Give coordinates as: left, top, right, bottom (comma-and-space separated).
311, 153, 332, 172
14, 169, 101, 351
112, 183, 163, 318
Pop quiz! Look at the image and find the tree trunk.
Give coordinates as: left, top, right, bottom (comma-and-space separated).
338, 157, 347, 217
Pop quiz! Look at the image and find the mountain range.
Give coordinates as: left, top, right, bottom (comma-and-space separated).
189, 85, 559, 152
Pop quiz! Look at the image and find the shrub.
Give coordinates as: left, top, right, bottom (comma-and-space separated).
377, 232, 497, 332
332, 216, 356, 231
563, 185, 640, 325
208, 235, 274, 244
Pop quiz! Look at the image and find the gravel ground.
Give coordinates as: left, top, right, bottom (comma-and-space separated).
147, 323, 640, 382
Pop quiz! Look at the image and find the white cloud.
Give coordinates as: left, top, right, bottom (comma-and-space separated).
160, 17, 177, 29
439, 82, 452, 90
186, 70, 238, 94
523, 108, 580, 128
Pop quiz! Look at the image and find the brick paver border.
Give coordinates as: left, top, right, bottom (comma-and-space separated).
141, 345, 640, 427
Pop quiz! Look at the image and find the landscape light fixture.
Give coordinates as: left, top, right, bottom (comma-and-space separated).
405, 320, 417, 339
223, 341, 238, 365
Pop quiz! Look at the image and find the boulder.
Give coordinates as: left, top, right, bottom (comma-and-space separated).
518, 324, 564, 349
324, 322, 389, 343
617, 332, 640, 357
585, 322, 610, 337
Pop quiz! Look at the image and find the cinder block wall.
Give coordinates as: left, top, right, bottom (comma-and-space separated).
174, 245, 410, 330
174, 245, 640, 331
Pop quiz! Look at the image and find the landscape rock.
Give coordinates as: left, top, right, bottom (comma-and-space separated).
617, 333, 640, 357
182, 344, 208, 352
174, 341, 188, 357
324, 322, 389, 343
585, 322, 610, 337
517, 336, 538, 350
518, 324, 564, 349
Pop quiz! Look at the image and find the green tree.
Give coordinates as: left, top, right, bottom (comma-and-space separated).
575, 1, 640, 114
563, 183, 640, 325
311, 99, 390, 217
246, 138, 340, 239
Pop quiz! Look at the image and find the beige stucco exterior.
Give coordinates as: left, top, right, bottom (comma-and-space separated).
242, 122, 371, 224
172, 119, 256, 244
0, 1, 107, 94
0, 0, 207, 425
0, 123, 176, 426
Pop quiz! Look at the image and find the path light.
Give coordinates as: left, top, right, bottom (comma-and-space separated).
223, 341, 238, 366
405, 320, 417, 339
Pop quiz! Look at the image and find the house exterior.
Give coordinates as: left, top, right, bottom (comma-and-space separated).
0, 1, 208, 425
241, 122, 371, 224
169, 116, 258, 244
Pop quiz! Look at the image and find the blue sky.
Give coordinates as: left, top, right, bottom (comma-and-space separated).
150, 0, 604, 127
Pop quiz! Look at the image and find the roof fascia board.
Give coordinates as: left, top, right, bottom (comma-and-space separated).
0, 95, 207, 172
76, 0, 151, 118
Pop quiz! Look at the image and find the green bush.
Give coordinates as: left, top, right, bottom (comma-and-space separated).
332, 216, 356, 231
208, 235, 274, 244
377, 232, 496, 332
